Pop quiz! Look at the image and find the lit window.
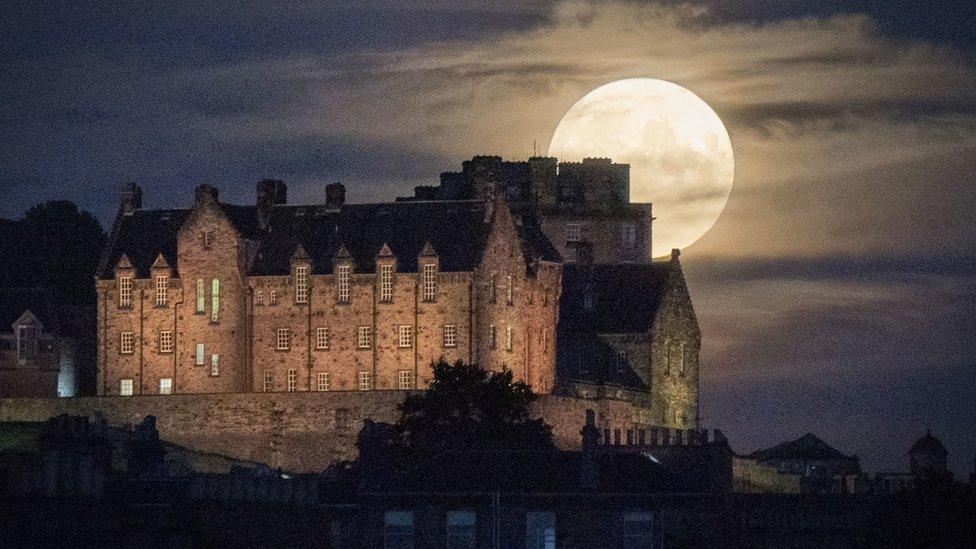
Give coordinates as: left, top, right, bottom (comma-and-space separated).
264, 370, 274, 392
443, 324, 457, 348
210, 279, 220, 322
621, 223, 637, 249
277, 328, 290, 350
423, 263, 437, 301
316, 327, 330, 350
196, 279, 205, 313
505, 326, 513, 352
317, 372, 330, 392
357, 326, 371, 349
506, 275, 513, 305
384, 511, 413, 548
210, 354, 219, 377
270, 290, 278, 305
489, 326, 497, 349
120, 332, 134, 354
337, 265, 350, 303
195, 343, 205, 365
155, 275, 168, 306
380, 264, 393, 302
490, 272, 497, 303
119, 276, 132, 307
203, 231, 213, 249
119, 378, 133, 396
566, 222, 582, 242
256, 290, 264, 305
398, 370, 413, 390
159, 331, 173, 353
287, 368, 297, 392
447, 511, 476, 549
159, 377, 173, 395
526, 511, 556, 549
295, 265, 309, 304
358, 371, 372, 391
398, 325, 413, 348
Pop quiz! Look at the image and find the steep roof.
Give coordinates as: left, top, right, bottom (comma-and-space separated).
909, 431, 948, 456
0, 287, 57, 334
748, 433, 856, 462
558, 262, 673, 334
556, 333, 648, 390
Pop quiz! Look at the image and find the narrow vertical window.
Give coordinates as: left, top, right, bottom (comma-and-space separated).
621, 223, 637, 249
380, 264, 393, 302
337, 265, 350, 303
120, 332, 134, 354
316, 327, 330, 350
119, 276, 132, 308
256, 290, 264, 306
158, 331, 173, 353
196, 279, 205, 313
398, 370, 413, 390
506, 275, 513, 305
210, 354, 219, 377
210, 279, 220, 322
490, 272, 497, 303
317, 372, 330, 392
287, 368, 297, 392
264, 371, 274, 392
270, 289, 278, 305
443, 324, 457, 348
119, 379, 134, 396
398, 325, 413, 348
195, 343, 205, 365
203, 231, 213, 249
277, 328, 290, 350
505, 326, 513, 352
423, 263, 437, 301
542, 329, 548, 353
678, 343, 686, 376
357, 326, 372, 349
489, 326, 497, 349
358, 371, 372, 391
159, 378, 173, 395
155, 275, 168, 306
295, 265, 309, 304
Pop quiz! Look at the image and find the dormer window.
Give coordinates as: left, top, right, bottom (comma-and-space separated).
380, 264, 394, 303
119, 276, 132, 308
295, 265, 309, 304
422, 263, 437, 302
155, 275, 168, 307
337, 265, 351, 303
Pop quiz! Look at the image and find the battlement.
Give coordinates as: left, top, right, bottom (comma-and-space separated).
597, 426, 728, 448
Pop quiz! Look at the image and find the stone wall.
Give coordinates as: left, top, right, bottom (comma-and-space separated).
0, 392, 640, 472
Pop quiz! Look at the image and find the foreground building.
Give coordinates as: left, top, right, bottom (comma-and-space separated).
95, 156, 701, 429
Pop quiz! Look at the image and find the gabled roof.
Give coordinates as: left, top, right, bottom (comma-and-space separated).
748, 433, 856, 462
909, 431, 948, 456
0, 287, 57, 334
558, 262, 673, 334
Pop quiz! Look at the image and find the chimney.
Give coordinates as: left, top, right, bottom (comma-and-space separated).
256, 179, 287, 229
120, 182, 142, 215
326, 182, 345, 209
578, 409, 600, 491
194, 184, 219, 206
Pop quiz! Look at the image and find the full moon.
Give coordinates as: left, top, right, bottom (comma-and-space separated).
548, 78, 734, 258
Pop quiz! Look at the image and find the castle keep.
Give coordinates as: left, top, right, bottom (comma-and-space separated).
95, 156, 700, 430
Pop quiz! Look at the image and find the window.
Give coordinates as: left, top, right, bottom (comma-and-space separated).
287, 368, 297, 392
16, 325, 38, 360
566, 222, 582, 242
120, 332, 134, 354
489, 325, 497, 349
256, 290, 264, 306
384, 511, 413, 549
380, 264, 393, 302
583, 290, 594, 311
119, 378, 133, 396
526, 511, 556, 549
679, 343, 686, 376
668, 343, 684, 376
335, 408, 351, 431
506, 275, 514, 305
443, 324, 457, 348
317, 372, 330, 392
119, 276, 132, 307
155, 275, 168, 306
422, 263, 437, 301
398, 325, 413, 348
295, 265, 309, 303
541, 329, 548, 353
270, 289, 278, 305
203, 231, 213, 249
210, 354, 219, 376
210, 279, 220, 322
490, 272, 497, 303
621, 223, 637, 249
277, 328, 291, 350
505, 326, 513, 352
159, 377, 173, 395
316, 327, 330, 350
397, 370, 413, 390
337, 265, 350, 303
264, 370, 274, 392
357, 326, 372, 349
195, 343, 205, 365
358, 371, 372, 391
447, 511, 476, 549
196, 279, 205, 313
159, 331, 173, 353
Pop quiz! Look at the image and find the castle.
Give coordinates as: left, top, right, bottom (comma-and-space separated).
95, 156, 700, 429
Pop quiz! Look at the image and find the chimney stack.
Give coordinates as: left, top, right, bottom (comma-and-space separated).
326, 182, 345, 210
120, 182, 142, 215
256, 179, 287, 229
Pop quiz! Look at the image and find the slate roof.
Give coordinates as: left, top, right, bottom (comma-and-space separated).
558, 263, 673, 334
99, 200, 559, 279
909, 431, 948, 456
0, 287, 57, 334
748, 433, 856, 462
556, 333, 647, 390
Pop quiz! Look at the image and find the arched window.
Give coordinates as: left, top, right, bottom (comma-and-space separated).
211, 279, 220, 322
196, 279, 205, 313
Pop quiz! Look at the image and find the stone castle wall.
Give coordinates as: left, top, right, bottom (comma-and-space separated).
0, 392, 639, 472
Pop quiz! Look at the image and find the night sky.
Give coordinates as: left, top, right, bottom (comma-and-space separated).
2, 1, 975, 474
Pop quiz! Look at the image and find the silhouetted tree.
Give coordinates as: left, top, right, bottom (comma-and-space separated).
395, 359, 555, 460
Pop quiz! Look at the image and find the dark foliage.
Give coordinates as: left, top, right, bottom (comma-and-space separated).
395, 359, 555, 460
